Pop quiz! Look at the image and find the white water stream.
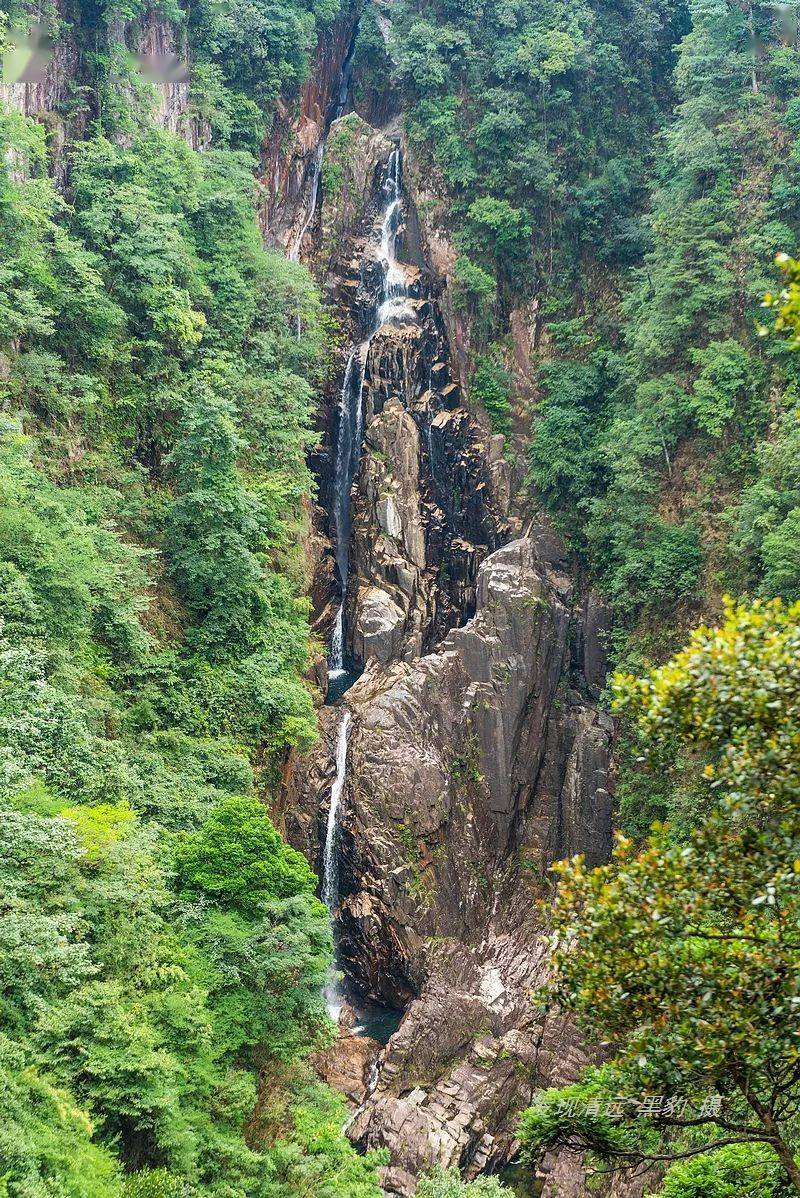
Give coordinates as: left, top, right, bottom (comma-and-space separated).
327, 146, 415, 683
322, 708, 351, 1019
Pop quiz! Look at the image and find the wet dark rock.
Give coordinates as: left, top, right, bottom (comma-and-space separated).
261, 14, 361, 248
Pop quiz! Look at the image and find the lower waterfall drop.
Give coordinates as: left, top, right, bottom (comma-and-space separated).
322, 708, 351, 1020
328, 349, 366, 691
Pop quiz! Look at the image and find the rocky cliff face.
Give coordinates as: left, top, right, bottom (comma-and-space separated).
0, 1, 78, 178
348, 304, 512, 667
291, 531, 614, 968
286, 531, 613, 1191
133, 15, 210, 150
279, 84, 620, 1190
338, 534, 612, 1000
302, 128, 515, 671
261, 10, 361, 254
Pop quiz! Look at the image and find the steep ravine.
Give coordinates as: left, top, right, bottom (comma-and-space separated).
280, 94, 619, 1195
3, 16, 617, 1188
1, 13, 620, 1189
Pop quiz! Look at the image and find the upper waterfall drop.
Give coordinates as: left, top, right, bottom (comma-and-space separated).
328, 348, 366, 684
326, 144, 414, 691
379, 149, 403, 282
377, 148, 415, 326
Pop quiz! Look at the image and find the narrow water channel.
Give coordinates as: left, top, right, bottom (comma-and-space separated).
318, 145, 414, 1039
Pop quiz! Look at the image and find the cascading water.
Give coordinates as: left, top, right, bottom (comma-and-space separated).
322, 708, 351, 1019
288, 141, 324, 263
377, 149, 415, 326
327, 146, 415, 691
321, 703, 402, 1038
342, 1055, 380, 1133
328, 347, 367, 688
333, 26, 357, 122
320, 147, 408, 1042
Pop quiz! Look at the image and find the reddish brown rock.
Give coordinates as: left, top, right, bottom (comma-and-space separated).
311, 1029, 381, 1107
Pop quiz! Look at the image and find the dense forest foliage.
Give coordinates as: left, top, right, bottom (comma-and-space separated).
2, 0, 800, 1193
380, 0, 800, 850
0, 0, 394, 1192
387, 0, 800, 640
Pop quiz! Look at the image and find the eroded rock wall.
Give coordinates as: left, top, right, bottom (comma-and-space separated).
277, 79, 618, 1197
285, 534, 614, 1192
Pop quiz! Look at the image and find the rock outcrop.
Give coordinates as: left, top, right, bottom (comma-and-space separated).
0, 2, 77, 125
275, 90, 620, 1189
352, 924, 588, 1193
286, 534, 614, 1191
312, 1024, 382, 1106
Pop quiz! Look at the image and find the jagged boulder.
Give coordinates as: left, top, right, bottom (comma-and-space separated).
352, 586, 407, 664
316, 117, 396, 274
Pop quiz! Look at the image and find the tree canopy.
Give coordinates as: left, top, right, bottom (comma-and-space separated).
520, 598, 800, 1191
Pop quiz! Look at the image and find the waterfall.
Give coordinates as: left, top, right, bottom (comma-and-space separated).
333, 25, 357, 121
328, 348, 366, 680
329, 354, 356, 678
377, 148, 414, 326
288, 140, 324, 263
379, 148, 402, 275
342, 1054, 380, 1133
320, 149, 413, 1043
322, 708, 351, 1019
328, 146, 413, 683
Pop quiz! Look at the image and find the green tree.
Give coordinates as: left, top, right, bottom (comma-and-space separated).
416, 1167, 513, 1196
471, 346, 512, 434
520, 598, 800, 1190
652, 1143, 784, 1197
262, 1083, 386, 1197
0, 1033, 122, 1198
173, 794, 318, 913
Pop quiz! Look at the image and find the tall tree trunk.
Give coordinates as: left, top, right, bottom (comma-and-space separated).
734, 1069, 800, 1192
